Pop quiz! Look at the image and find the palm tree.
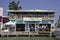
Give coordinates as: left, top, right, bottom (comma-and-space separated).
8, 1, 22, 15
9, 1, 22, 10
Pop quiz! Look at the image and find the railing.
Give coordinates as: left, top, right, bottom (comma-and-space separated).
0, 31, 54, 37
9, 17, 54, 20
9, 14, 54, 18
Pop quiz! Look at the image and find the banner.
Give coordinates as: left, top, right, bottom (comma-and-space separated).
23, 17, 42, 21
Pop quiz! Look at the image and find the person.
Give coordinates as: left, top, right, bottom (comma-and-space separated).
39, 26, 42, 31
30, 26, 34, 31
46, 25, 49, 31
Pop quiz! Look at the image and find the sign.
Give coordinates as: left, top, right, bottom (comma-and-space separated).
0, 8, 3, 16
23, 17, 42, 21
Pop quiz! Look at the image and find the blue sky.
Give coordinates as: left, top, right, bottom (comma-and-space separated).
0, 0, 60, 21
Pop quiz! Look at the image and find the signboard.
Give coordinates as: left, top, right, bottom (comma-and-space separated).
0, 8, 3, 16
23, 17, 42, 21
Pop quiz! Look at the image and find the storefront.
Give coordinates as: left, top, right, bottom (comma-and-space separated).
11, 20, 53, 32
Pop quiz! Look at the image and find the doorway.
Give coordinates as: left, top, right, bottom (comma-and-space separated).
29, 24, 35, 31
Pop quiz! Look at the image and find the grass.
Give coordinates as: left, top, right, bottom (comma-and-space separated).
0, 37, 54, 40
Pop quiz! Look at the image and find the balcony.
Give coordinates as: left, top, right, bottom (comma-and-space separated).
8, 13, 54, 21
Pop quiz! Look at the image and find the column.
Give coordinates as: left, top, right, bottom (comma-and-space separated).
25, 23, 29, 32
35, 23, 36, 32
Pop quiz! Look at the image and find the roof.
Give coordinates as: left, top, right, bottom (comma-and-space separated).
7, 10, 55, 13
4, 21, 15, 25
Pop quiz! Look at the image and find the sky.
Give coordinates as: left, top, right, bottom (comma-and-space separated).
0, 0, 60, 22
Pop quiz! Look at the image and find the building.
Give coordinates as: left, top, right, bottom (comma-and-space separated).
7, 10, 55, 32
0, 8, 3, 30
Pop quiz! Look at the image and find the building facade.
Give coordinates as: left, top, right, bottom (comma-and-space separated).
7, 10, 55, 32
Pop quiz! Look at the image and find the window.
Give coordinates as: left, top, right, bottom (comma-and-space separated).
16, 24, 25, 31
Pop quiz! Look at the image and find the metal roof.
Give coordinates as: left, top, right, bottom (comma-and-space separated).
7, 10, 55, 13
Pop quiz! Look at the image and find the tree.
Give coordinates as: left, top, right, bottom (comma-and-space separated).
9, 1, 22, 10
